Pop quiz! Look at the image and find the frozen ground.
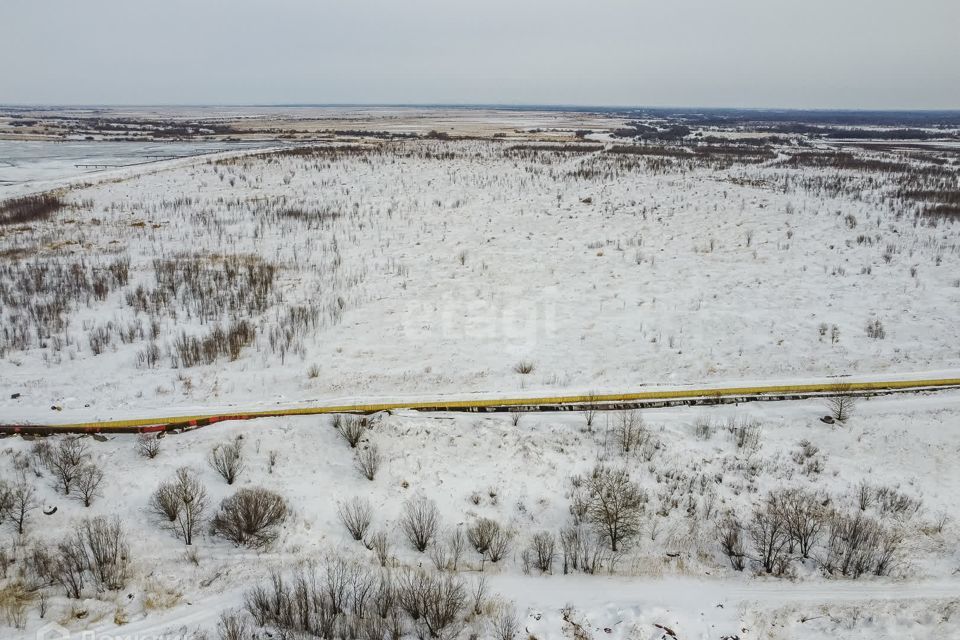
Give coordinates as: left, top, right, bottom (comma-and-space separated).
1, 392, 958, 638
1, 123, 959, 639
1, 138, 959, 424
0, 140, 274, 199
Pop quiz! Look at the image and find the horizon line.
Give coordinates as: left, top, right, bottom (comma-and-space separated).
2, 102, 960, 114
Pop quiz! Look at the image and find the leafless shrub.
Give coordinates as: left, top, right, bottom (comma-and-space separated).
769, 488, 825, 559
356, 444, 382, 481
467, 518, 501, 555
716, 514, 746, 571
52, 535, 87, 598
857, 480, 874, 511
82, 516, 131, 591
136, 433, 161, 458
0, 581, 33, 629
583, 465, 647, 551
335, 415, 368, 448
614, 410, 649, 454
74, 464, 104, 507
245, 564, 372, 639
0, 193, 64, 226
492, 604, 520, 640
429, 540, 450, 572
470, 575, 487, 616
528, 531, 556, 573
137, 342, 161, 369
559, 524, 610, 574
45, 436, 89, 495
748, 501, 790, 575
582, 393, 598, 429
513, 360, 535, 375
693, 416, 713, 440
728, 418, 762, 452
150, 468, 208, 545
865, 318, 886, 339
874, 486, 923, 518
149, 483, 181, 523
365, 530, 392, 567
487, 527, 513, 564
400, 497, 440, 552
826, 386, 857, 422
338, 497, 373, 541
398, 569, 466, 638
1, 475, 37, 535
217, 609, 250, 640
212, 487, 288, 548
209, 438, 245, 485
821, 510, 902, 578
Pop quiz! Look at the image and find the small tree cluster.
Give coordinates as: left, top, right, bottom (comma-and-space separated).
41, 516, 130, 598
245, 561, 469, 640
716, 488, 900, 578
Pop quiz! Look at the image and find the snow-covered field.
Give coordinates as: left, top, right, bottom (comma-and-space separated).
1, 126, 959, 638
1, 138, 959, 424
1, 392, 959, 639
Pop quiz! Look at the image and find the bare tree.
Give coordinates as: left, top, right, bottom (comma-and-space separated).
2, 475, 38, 535
584, 466, 647, 551
470, 575, 487, 616
614, 410, 648, 455
582, 392, 598, 430
467, 518, 501, 555
136, 433, 161, 459
400, 497, 440, 552
492, 604, 520, 640
150, 468, 208, 545
217, 610, 250, 640
826, 384, 857, 422
821, 510, 902, 578
748, 502, 790, 575
716, 513, 746, 571
528, 531, 556, 573
53, 534, 88, 598
149, 482, 181, 523
420, 572, 466, 638
83, 516, 130, 591
338, 496, 373, 541
74, 464, 104, 507
212, 487, 288, 548
355, 444, 382, 481
447, 527, 466, 571
486, 528, 513, 564
209, 439, 245, 485
46, 436, 89, 495
770, 488, 825, 559
334, 415, 367, 448
365, 529, 391, 567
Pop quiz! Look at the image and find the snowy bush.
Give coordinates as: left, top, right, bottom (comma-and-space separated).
212, 487, 288, 549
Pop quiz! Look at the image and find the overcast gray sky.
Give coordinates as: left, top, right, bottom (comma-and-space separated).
2, 0, 958, 109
